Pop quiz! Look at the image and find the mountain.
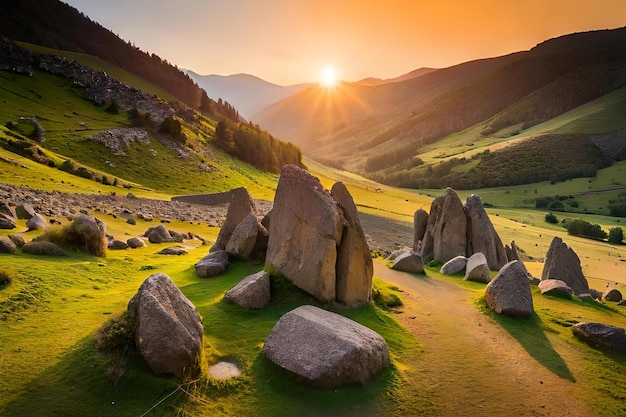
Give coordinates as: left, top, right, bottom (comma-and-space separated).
252, 27, 626, 188
356, 67, 437, 86
185, 71, 310, 119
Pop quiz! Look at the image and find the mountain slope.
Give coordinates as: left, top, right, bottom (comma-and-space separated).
186, 71, 310, 119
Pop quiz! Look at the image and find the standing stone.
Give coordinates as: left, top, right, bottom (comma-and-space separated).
465, 194, 507, 270
464, 252, 490, 283
541, 237, 590, 295
412, 209, 429, 251
265, 165, 343, 303
485, 260, 534, 317
420, 188, 467, 264
211, 187, 256, 252
128, 273, 203, 379
263, 305, 390, 388
331, 182, 373, 306
224, 270, 271, 309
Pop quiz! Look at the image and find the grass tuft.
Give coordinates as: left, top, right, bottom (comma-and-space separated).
0, 270, 12, 289
36, 215, 107, 257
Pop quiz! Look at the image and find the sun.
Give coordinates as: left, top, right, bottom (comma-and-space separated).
320, 65, 338, 88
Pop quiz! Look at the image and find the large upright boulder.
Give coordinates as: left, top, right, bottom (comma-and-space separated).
331, 182, 373, 306
412, 209, 429, 251
420, 188, 467, 264
128, 273, 203, 379
465, 194, 507, 270
263, 305, 389, 388
541, 237, 590, 295
485, 260, 534, 317
265, 165, 344, 303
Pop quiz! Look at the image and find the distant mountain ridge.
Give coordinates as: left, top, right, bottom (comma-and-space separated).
185, 71, 311, 119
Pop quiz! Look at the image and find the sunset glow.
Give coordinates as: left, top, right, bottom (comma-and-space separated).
320, 66, 338, 87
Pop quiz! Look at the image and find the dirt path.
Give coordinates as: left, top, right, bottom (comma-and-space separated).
374, 262, 594, 416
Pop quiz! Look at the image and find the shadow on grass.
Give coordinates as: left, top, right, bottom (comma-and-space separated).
488, 309, 576, 382
2, 337, 180, 417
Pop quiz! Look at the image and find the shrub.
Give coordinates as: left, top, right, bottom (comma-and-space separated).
95, 311, 135, 352
37, 215, 107, 257
372, 281, 403, 309
22, 241, 68, 256
545, 213, 558, 224
608, 227, 624, 244
0, 270, 12, 288
565, 218, 607, 240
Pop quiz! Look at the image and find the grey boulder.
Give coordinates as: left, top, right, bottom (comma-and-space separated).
224, 270, 271, 309
538, 279, 573, 299
195, 249, 229, 277
572, 322, 626, 355
485, 260, 534, 317
390, 251, 424, 273
464, 252, 490, 283
440, 255, 468, 275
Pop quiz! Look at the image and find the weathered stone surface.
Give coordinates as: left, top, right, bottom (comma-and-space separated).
0, 236, 17, 253
108, 239, 129, 250
440, 255, 468, 275
15, 204, 36, 219
145, 224, 173, 244
26, 213, 47, 231
420, 188, 467, 263
331, 182, 373, 306
263, 305, 390, 388
485, 260, 534, 317
195, 249, 229, 277
538, 279, 573, 299
266, 165, 343, 303
0, 213, 16, 229
157, 246, 188, 255
412, 208, 429, 251
541, 237, 590, 295
127, 236, 147, 248
465, 195, 507, 270
572, 322, 626, 355
225, 212, 268, 260
603, 289, 623, 302
224, 270, 271, 309
211, 187, 256, 252
464, 252, 490, 283
8, 234, 25, 248
390, 251, 425, 273
128, 273, 203, 378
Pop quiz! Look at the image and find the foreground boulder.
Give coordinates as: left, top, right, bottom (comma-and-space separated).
128, 273, 203, 378
538, 279, 573, 299
263, 305, 389, 388
541, 237, 590, 295
390, 250, 425, 273
195, 249, 229, 277
485, 260, 534, 317
572, 322, 626, 355
440, 255, 468, 275
465, 195, 508, 270
464, 252, 490, 283
224, 270, 270, 309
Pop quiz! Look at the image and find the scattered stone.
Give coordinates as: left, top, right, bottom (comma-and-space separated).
157, 246, 187, 255
331, 182, 373, 306
263, 305, 390, 388
128, 273, 203, 378
195, 249, 229, 277
538, 279, 573, 299
464, 252, 490, 283
0, 236, 17, 254
541, 237, 590, 295
465, 195, 508, 270
145, 224, 173, 244
412, 208, 429, 251
420, 188, 467, 264
8, 234, 25, 248
390, 250, 425, 273
0, 212, 16, 229
26, 213, 48, 231
108, 239, 129, 250
440, 255, 468, 275
618, 300, 626, 307
603, 289, 623, 302
127, 236, 147, 248
15, 204, 36, 219
572, 322, 626, 355
265, 165, 343, 303
169, 230, 187, 243
485, 260, 534, 317
224, 270, 271, 309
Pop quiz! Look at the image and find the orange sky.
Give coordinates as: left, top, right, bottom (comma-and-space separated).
63, 0, 626, 85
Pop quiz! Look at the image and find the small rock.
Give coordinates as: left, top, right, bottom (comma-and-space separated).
538, 279, 573, 299
224, 271, 271, 309
440, 255, 468, 275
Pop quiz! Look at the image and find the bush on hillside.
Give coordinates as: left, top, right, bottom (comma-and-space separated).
36, 215, 107, 257
608, 227, 624, 244
94, 311, 136, 386
0, 270, 13, 288
565, 218, 607, 240
545, 213, 558, 224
